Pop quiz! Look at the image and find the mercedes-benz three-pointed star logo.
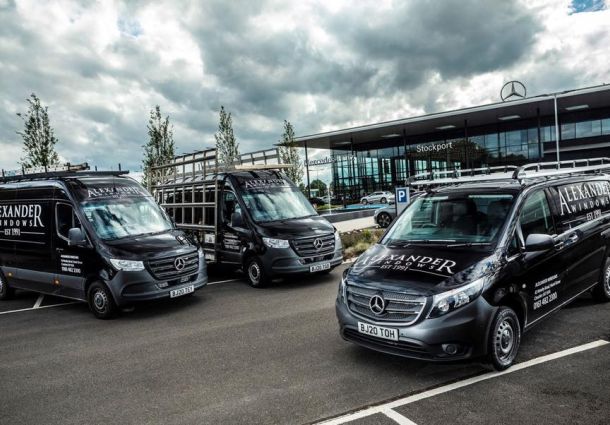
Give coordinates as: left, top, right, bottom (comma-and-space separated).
174, 257, 186, 271
369, 295, 386, 315
313, 238, 324, 250
501, 80, 527, 102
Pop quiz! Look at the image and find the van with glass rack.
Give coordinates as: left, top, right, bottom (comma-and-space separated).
336, 158, 610, 369
149, 148, 343, 288
0, 163, 207, 319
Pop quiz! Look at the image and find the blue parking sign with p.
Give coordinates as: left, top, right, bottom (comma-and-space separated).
395, 187, 410, 214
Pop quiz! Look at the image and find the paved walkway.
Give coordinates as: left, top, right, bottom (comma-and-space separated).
333, 216, 376, 233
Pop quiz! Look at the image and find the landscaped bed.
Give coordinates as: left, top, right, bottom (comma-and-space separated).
340, 228, 385, 259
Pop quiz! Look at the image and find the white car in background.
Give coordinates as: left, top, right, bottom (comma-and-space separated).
360, 191, 394, 204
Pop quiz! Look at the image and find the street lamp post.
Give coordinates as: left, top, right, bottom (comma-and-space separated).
554, 94, 560, 165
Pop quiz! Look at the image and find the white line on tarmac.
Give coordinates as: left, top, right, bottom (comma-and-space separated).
317, 339, 610, 425
0, 301, 79, 316
381, 408, 419, 425
207, 278, 242, 286
33, 294, 44, 309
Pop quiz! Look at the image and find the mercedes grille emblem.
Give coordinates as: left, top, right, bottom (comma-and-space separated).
500, 80, 527, 102
369, 295, 386, 315
174, 257, 186, 271
313, 238, 324, 250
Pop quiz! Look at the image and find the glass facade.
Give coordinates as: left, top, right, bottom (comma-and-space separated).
324, 108, 610, 201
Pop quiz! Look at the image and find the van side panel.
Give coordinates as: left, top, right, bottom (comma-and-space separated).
548, 179, 610, 299
10, 187, 57, 294
0, 187, 17, 282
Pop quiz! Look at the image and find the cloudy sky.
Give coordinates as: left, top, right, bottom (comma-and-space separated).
0, 0, 608, 177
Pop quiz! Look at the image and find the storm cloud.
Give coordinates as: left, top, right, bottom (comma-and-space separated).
0, 0, 608, 175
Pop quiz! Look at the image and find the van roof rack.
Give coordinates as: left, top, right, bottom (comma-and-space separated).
0, 163, 129, 183
408, 157, 610, 187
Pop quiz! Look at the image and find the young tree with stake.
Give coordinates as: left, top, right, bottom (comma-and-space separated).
17, 93, 60, 169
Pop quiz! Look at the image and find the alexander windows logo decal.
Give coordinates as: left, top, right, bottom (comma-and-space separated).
353, 253, 457, 276
86, 186, 146, 199
0, 204, 45, 237
243, 179, 288, 189
557, 181, 610, 217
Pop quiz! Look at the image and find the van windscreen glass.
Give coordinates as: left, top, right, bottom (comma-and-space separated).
382, 193, 514, 245
81, 197, 172, 241
240, 187, 316, 223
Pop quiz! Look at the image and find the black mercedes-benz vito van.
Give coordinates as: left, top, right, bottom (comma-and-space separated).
0, 165, 207, 319
336, 159, 610, 369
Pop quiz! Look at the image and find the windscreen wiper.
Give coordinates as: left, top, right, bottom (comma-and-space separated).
446, 242, 491, 247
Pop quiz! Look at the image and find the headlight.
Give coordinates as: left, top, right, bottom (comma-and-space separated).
428, 277, 485, 318
109, 258, 145, 272
263, 237, 290, 249
338, 270, 348, 302
334, 231, 342, 246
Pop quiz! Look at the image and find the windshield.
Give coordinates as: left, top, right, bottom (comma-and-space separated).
240, 187, 316, 223
81, 196, 173, 241
382, 193, 514, 245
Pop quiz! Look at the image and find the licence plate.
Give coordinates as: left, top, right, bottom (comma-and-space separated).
358, 322, 399, 341
170, 285, 194, 298
310, 262, 331, 273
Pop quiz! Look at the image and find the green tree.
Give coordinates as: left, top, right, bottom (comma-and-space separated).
215, 106, 240, 167
278, 120, 303, 185
308, 179, 328, 196
142, 105, 175, 189
16, 93, 60, 168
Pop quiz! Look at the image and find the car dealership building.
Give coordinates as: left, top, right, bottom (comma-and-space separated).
294, 84, 610, 200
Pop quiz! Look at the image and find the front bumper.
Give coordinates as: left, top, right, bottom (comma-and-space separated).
263, 246, 344, 277
106, 260, 208, 306
335, 295, 495, 361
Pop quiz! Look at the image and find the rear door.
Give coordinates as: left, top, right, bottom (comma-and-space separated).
548, 179, 610, 299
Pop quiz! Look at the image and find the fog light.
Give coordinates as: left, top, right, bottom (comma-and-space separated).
158, 282, 169, 289
442, 344, 459, 355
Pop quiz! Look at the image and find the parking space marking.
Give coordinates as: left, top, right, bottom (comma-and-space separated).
317, 339, 609, 425
207, 278, 242, 286
33, 294, 44, 309
381, 408, 418, 425
0, 301, 79, 316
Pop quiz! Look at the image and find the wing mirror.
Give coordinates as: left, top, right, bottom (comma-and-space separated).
524, 234, 554, 252
68, 227, 88, 247
231, 211, 244, 228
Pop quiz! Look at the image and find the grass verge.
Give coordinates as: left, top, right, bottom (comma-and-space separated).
340, 228, 385, 259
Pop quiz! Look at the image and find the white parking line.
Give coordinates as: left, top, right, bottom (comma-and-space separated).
33, 294, 44, 309
317, 339, 610, 424
0, 301, 79, 316
381, 408, 418, 425
207, 278, 242, 286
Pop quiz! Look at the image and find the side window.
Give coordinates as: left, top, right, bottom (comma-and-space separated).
56, 203, 81, 241
222, 190, 241, 224
553, 180, 610, 231
520, 191, 555, 241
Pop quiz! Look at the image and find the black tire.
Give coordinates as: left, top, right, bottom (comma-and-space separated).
87, 282, 118, 319
377, 212, 392, 228
361, 199, 368, 205
0, 272, 15, 300
592, 257, 610, 302
487, 306, 521, 371
245, 256, 269, 288
380, 197, 387, 204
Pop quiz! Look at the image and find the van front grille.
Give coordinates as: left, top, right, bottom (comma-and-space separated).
346, 284, 427, 325
147, 252, 199, 280
291, 233, 335, 257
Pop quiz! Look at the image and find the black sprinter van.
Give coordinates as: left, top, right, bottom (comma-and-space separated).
0, 165, 207, 319
150, 150, 344, 287
336, 159, 610, 369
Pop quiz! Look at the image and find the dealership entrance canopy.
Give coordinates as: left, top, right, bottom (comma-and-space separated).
294, 84, 610, 200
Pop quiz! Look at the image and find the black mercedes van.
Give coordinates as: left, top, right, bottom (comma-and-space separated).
0, 167, 207, 319
336, 160, 610, 369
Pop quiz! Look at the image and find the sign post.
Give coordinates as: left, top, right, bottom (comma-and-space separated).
395, 187, 410, 215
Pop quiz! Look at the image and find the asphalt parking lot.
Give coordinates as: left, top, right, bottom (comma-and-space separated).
1, 264, 609, 425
